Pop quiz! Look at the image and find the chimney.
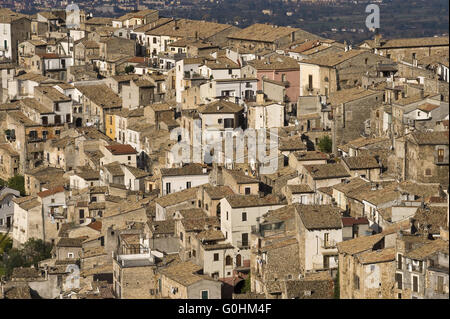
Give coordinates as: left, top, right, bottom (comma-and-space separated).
256, 92, 265, 104
374, 30, 382, 47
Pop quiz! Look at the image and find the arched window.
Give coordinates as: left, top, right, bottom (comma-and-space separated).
226, 255, 232, 266
236, 254, 242, 267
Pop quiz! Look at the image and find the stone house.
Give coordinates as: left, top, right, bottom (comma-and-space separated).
341, 217, 370, 241
295, 204, 342, 274
154, 186, 200, 221
74, 84, 122, 131
0, 143, 20, 180
160, 163, 209, 196
0, 186, 20, 231
219, 194, 285, 267
11, 195, 43, 247
399, 131, 449, 185
54, 237, 84, 261
299, 162, 351, 193
288, 150, 328, 173
329, 87, 384, 153
100, 144, 137, 167
227, 23, 320, 51
158, 260, 222, 299
395, 235, 448, 299
197, 185, 234, 218
221, 169, 259, 196
341, 155, 382, 181
337, 232, 397, 299
24, 166, 65, 195
360, 34, 449, 63
122, 79, 156, 110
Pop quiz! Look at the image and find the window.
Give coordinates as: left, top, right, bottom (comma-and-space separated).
245, 187, 251, 195
166, 183, 171, 194
425, 168, 432, 176
186, 181, 191, 189
213, 253, 219, 261
241, 233, 248, 247
354, 275, 360, 290
242, 212, 247, 222
412, 275, 419, 293
226, 255, 232, 266
395, 273, 403, 289
228, 69, 232, 75
201, 290, 209, 299
438, 149, 444, 162
282, 74, 287, 82
180, 232, 183, 242
437, 276, 444, 293
192, 249, 196, 257
308, 75, 313, 90
68, 253, 74, 258
226, 212, 229, 220
397, 254, 402, 270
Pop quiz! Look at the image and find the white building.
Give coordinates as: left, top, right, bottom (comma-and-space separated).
160, 163, 209, 196
295, 204, 343, 272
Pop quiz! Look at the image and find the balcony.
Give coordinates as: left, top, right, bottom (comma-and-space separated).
236, 240, 250, 250
320, 238, 337, 249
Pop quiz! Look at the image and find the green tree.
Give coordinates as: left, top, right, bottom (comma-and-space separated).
0, 234, 13, 254
21, 238, 53, 268
6, 175, 25, 196
0, 238, 52, 278
334, 267, 340, 299
240, 274, 251, 293
124, 65, 135, 74
317, 135, 332, 153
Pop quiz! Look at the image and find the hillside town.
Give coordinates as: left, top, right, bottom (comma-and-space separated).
0, 6, 448, 300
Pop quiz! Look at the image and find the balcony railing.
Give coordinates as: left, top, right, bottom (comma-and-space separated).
236, 240, 250, 249
320, 238, 337, 249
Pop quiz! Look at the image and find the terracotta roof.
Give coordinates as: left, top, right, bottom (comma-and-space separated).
87, 221, 102, 232
287, 184, 314, 194
197, 100, 243, 114
342, 155, 380, 170
417, 103, 440, 112
155, 186, 201, 208
225, 194, 283, 209
161, 163, 206, 176
337, 233, 385, 255
158, 260, 214, 287
203, 185, 234, 200
75, 84, 122, 109
342, 217, 369, 227
228, 23, 318, 43
303, 163, 350, 180
279, 136, 307, 151
409, 131, 449, 145
56, 237, 85, 248
300, 49, 364, 67
328, 87, 378, 106
413, 206, 448, 235
295, 204, 342, 230
37, 185, 65, 198
248, 54, 299, 70
368, 36, 449, 49
292, 151, 328, 161
405, 239, 448, 260
34, 86, 71, 102
105, 144, 137, 155
357, 247, 396, 264
223, 169, 259, 184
